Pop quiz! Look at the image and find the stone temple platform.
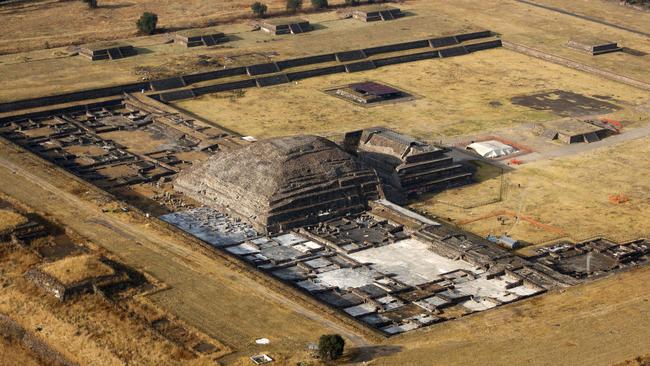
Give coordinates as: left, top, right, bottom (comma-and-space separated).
174, 135, 380, 233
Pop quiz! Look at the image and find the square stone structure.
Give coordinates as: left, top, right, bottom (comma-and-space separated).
535, 118, 616, 144
336, 81, 404, 104
174, 27, 228, 47
79, 42, 137, 61
259, 18, 312, 35
351, 5, 404, 22
567, 37, 621, 55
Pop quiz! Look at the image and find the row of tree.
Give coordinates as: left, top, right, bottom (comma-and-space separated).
252, 0, 387, 17
252, 0, 328, 18
82, 0, 386, 36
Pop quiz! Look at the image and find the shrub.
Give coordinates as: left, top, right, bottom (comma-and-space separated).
311, 0, 328, 9
136, 12, 158, 35
318, 334, 345, 361
286, 0, 303, 12
251, 2, 268, 17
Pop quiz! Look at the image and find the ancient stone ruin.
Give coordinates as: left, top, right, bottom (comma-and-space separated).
534, 118, 618, 144
343, 127, 473, 201
174, 135, 381, 233
350, 5, 405, 22
173, 28, 229, 47
567, 37, 621, 55
259, 18, 312, 35
332, 81, 410, 105
79, 42, 137, 61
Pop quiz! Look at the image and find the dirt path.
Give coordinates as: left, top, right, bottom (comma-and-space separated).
0, 140, 370, 358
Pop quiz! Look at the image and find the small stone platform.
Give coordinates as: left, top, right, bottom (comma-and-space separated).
79, 42, 137, 61
567, 37, 621, 55
174, 27, 228, 47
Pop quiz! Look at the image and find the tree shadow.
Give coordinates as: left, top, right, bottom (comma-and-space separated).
309, 23, 329, 31
345, 345, 403, 363
133, 47, 154, 55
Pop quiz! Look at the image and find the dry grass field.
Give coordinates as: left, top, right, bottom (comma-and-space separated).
40, 254, 115, 285
0, 337, 40, 366
0, 0, 349, 54
3, 107, 649, 365
1, 0, 650, 364
616, 354, 650, 366
0, 139, 370, 364
0, 209, 28, 233
375, 264, 650, 366
173, 47, 647, 141
424, 0, 650, 83
0, 246, 217, 365
411, 135, 650, 247
525, 0, 650, 33
0, 5, 471, 103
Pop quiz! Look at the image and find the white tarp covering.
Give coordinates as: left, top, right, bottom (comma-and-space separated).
466, 140, 517, 158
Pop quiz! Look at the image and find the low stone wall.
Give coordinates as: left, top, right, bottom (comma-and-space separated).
0, 314, 77, 366
502, 41, 650, 91
0, 82, 148, 114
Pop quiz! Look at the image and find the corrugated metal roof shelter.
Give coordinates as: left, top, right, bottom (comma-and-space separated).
466, 140, 517, 158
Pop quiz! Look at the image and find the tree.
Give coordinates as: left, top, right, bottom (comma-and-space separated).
318, 334, 345, 361
286, 0, 302, 12
344, 0, 360, 5
136, 12, 158, 35
251, 2, 268, 17
311, 0, 328, 9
